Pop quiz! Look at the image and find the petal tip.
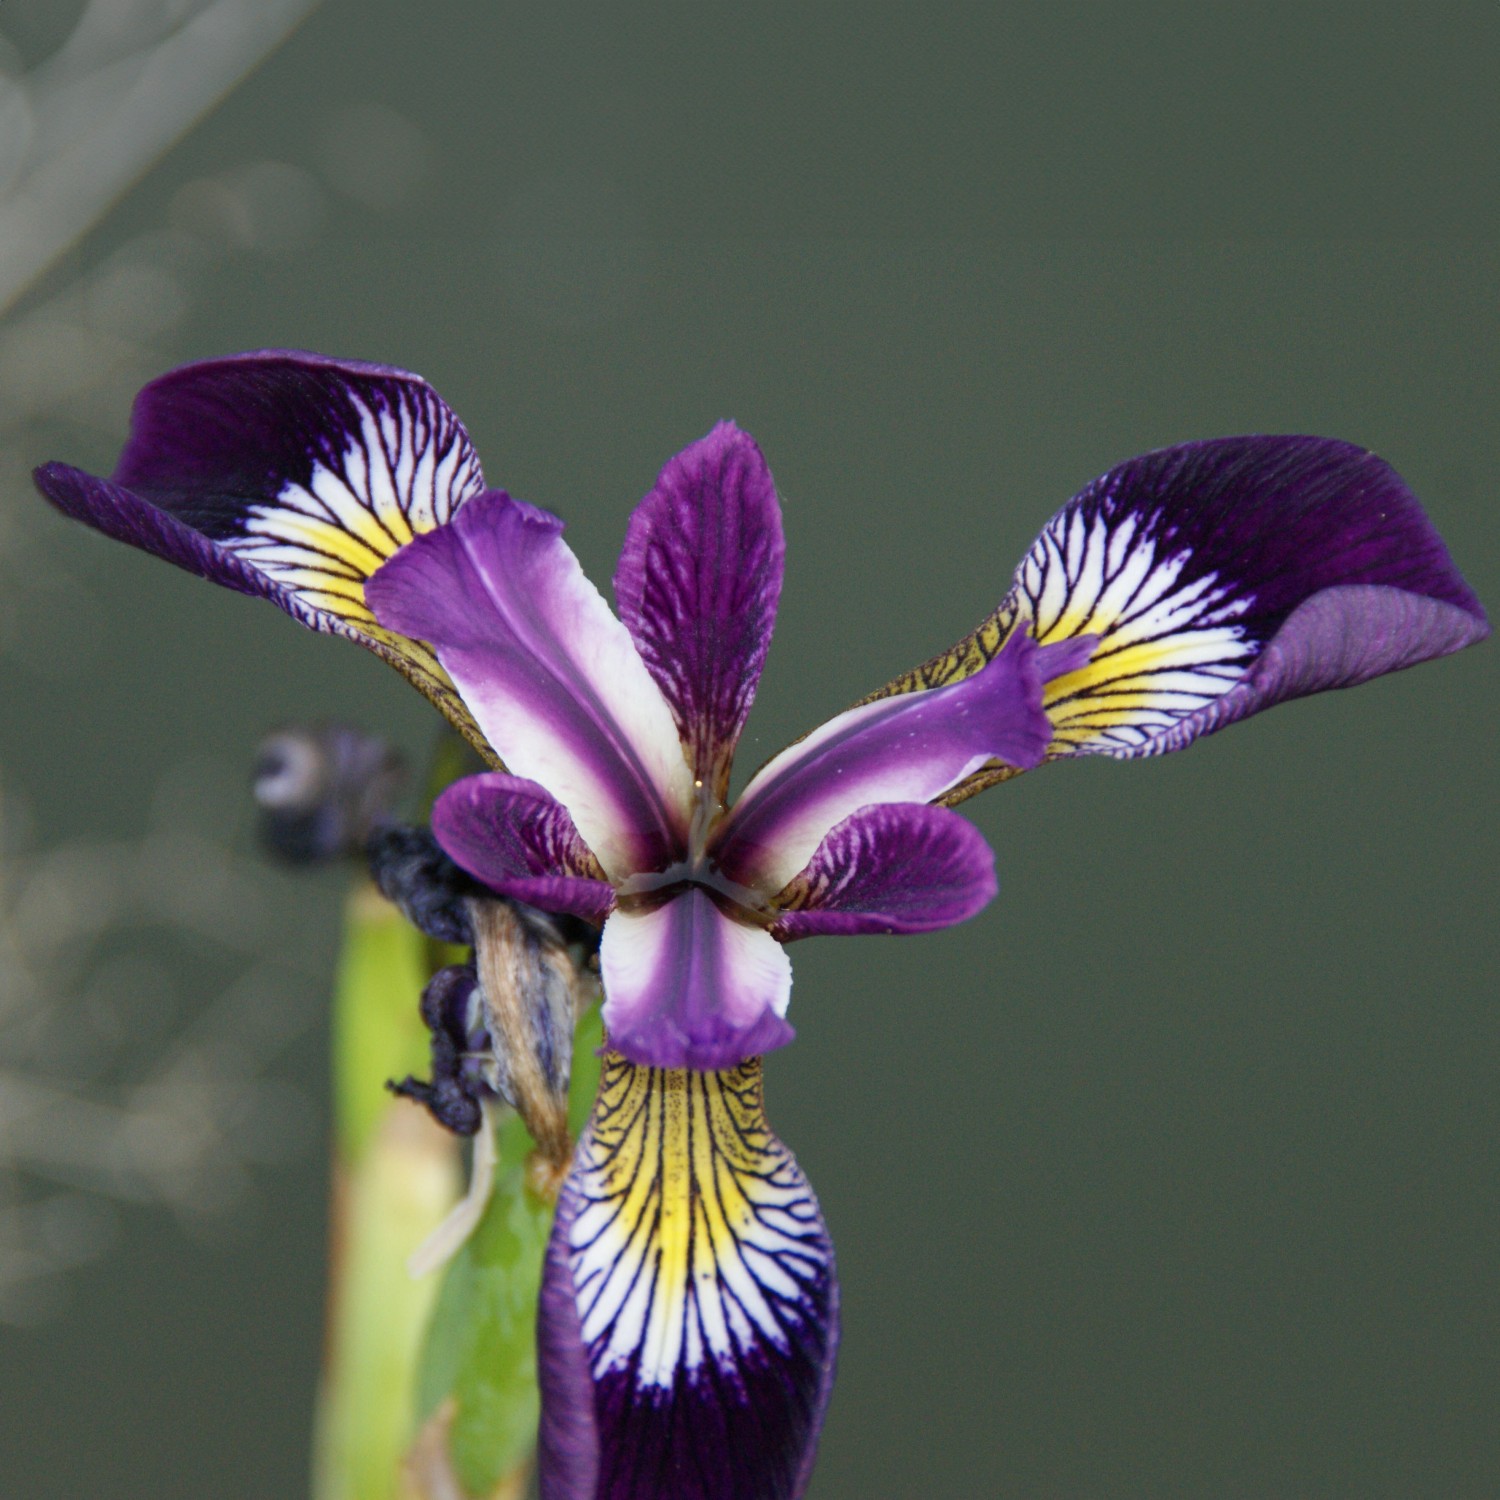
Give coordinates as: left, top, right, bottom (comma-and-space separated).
606, 993, 798, 1069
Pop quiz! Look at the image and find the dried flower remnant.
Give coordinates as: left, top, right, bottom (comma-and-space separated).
34, 351, 1488, 1496
252, 723, 406, 865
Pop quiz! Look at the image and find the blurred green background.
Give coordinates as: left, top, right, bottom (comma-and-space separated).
1, 3, 1496, 1496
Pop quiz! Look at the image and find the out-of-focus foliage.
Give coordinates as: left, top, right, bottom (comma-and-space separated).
0, 0, 323, 315
0, 0, 436, 1325
312, 886, 459, 1500
412, 1006, 603, 1499
0, 768, 321, 1322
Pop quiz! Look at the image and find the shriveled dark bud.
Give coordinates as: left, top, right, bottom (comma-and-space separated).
470, 897, 587, 1169
389, 964, 494, 1136
365, 823, 481, 946
253, 725, 404, 864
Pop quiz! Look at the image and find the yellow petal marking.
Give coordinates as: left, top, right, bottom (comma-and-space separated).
567, 1053, 831, 1389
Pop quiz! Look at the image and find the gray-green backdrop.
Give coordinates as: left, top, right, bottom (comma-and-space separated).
1, 3, 1495, 1496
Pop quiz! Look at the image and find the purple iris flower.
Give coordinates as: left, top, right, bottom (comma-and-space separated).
34, 352, 1488, 1500
365, 430, 1093, 1073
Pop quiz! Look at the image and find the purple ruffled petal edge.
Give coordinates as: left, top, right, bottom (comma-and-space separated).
772, 801, 998, 939
432, 774, 615, 925
1001, 435, 1487, 758
111, 348, 485, 533
34, 462, 298, 605
1124, 581, 1490, 756
613, 422, 785, 794
537, 1172, 600, 1500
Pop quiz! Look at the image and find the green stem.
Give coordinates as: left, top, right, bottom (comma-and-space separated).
312, 885, 460, 1500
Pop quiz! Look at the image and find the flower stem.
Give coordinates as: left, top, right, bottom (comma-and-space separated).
312, 885, 461, 1500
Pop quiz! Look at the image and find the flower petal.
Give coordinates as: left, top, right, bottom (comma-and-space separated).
771, 802, 997, 939
597, 889, 793, 1069
432, 773, 615, 926
613, 423, 785, 797
367, 494, 697, 879
33, 350, 492, 755
866, 436, 1489, 762
538, 1054, 839, 1500
717, 627, 1090, 894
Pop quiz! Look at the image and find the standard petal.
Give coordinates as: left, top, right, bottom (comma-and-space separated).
613, 423, 785, 797
771, 802, 997, 939
863, 436, 1488, 760
368, 494, 696, 879
538, 1054, 839, 1500
717, 627, 1090, 895
597, 889, 793, 1069
432, 773, 615, 926
33, 350, 492, 755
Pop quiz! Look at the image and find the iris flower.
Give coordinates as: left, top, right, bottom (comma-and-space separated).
35, 352, 1487, 1500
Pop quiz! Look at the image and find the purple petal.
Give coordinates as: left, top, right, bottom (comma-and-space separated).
771, 802, 997, 939
432, 774, 615, 925
597, 889, 793, 1069
1150, 581, 1489, 750
33, 350, 492, 753
34, 459, 305, 602
613, 423, 785, 796
539, 1054, 839, 1500
717, 627, 1085, 895
882, 436, 1487, 760
368, 494, 696, 879
538, 1189, 600, 1499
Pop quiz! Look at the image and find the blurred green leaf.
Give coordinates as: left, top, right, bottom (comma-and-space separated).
313, 887, 461, 1500
414, 1003, 603, 1495
331, 886, 433, 1160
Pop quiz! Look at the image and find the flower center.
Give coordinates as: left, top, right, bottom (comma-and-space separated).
614, 778, 770, 924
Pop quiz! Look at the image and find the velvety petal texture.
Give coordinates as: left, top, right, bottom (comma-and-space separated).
433, 774, 615, 926
866, 436, 1488, 761
718, 629, 1091, 893
614, 423, 785, 797
539, 1054, 838, 1500
599, 890, 794, 1069
33, 350, 493, 754
770, 802, 998, 939
1150, 582, 1489, 751
368, 493, 696, 880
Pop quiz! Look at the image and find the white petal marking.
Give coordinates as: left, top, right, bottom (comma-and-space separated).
1012, 496, 1260, 755
225, 382, 484, 621
567, 1056, 834, 1390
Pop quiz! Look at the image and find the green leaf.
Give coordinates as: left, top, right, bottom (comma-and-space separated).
414, 1004, 603, 1495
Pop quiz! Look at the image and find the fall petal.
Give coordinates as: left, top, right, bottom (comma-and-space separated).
539, 1055, 839, 1500
33, 350, 491, 753
861, 436, 1487, 761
